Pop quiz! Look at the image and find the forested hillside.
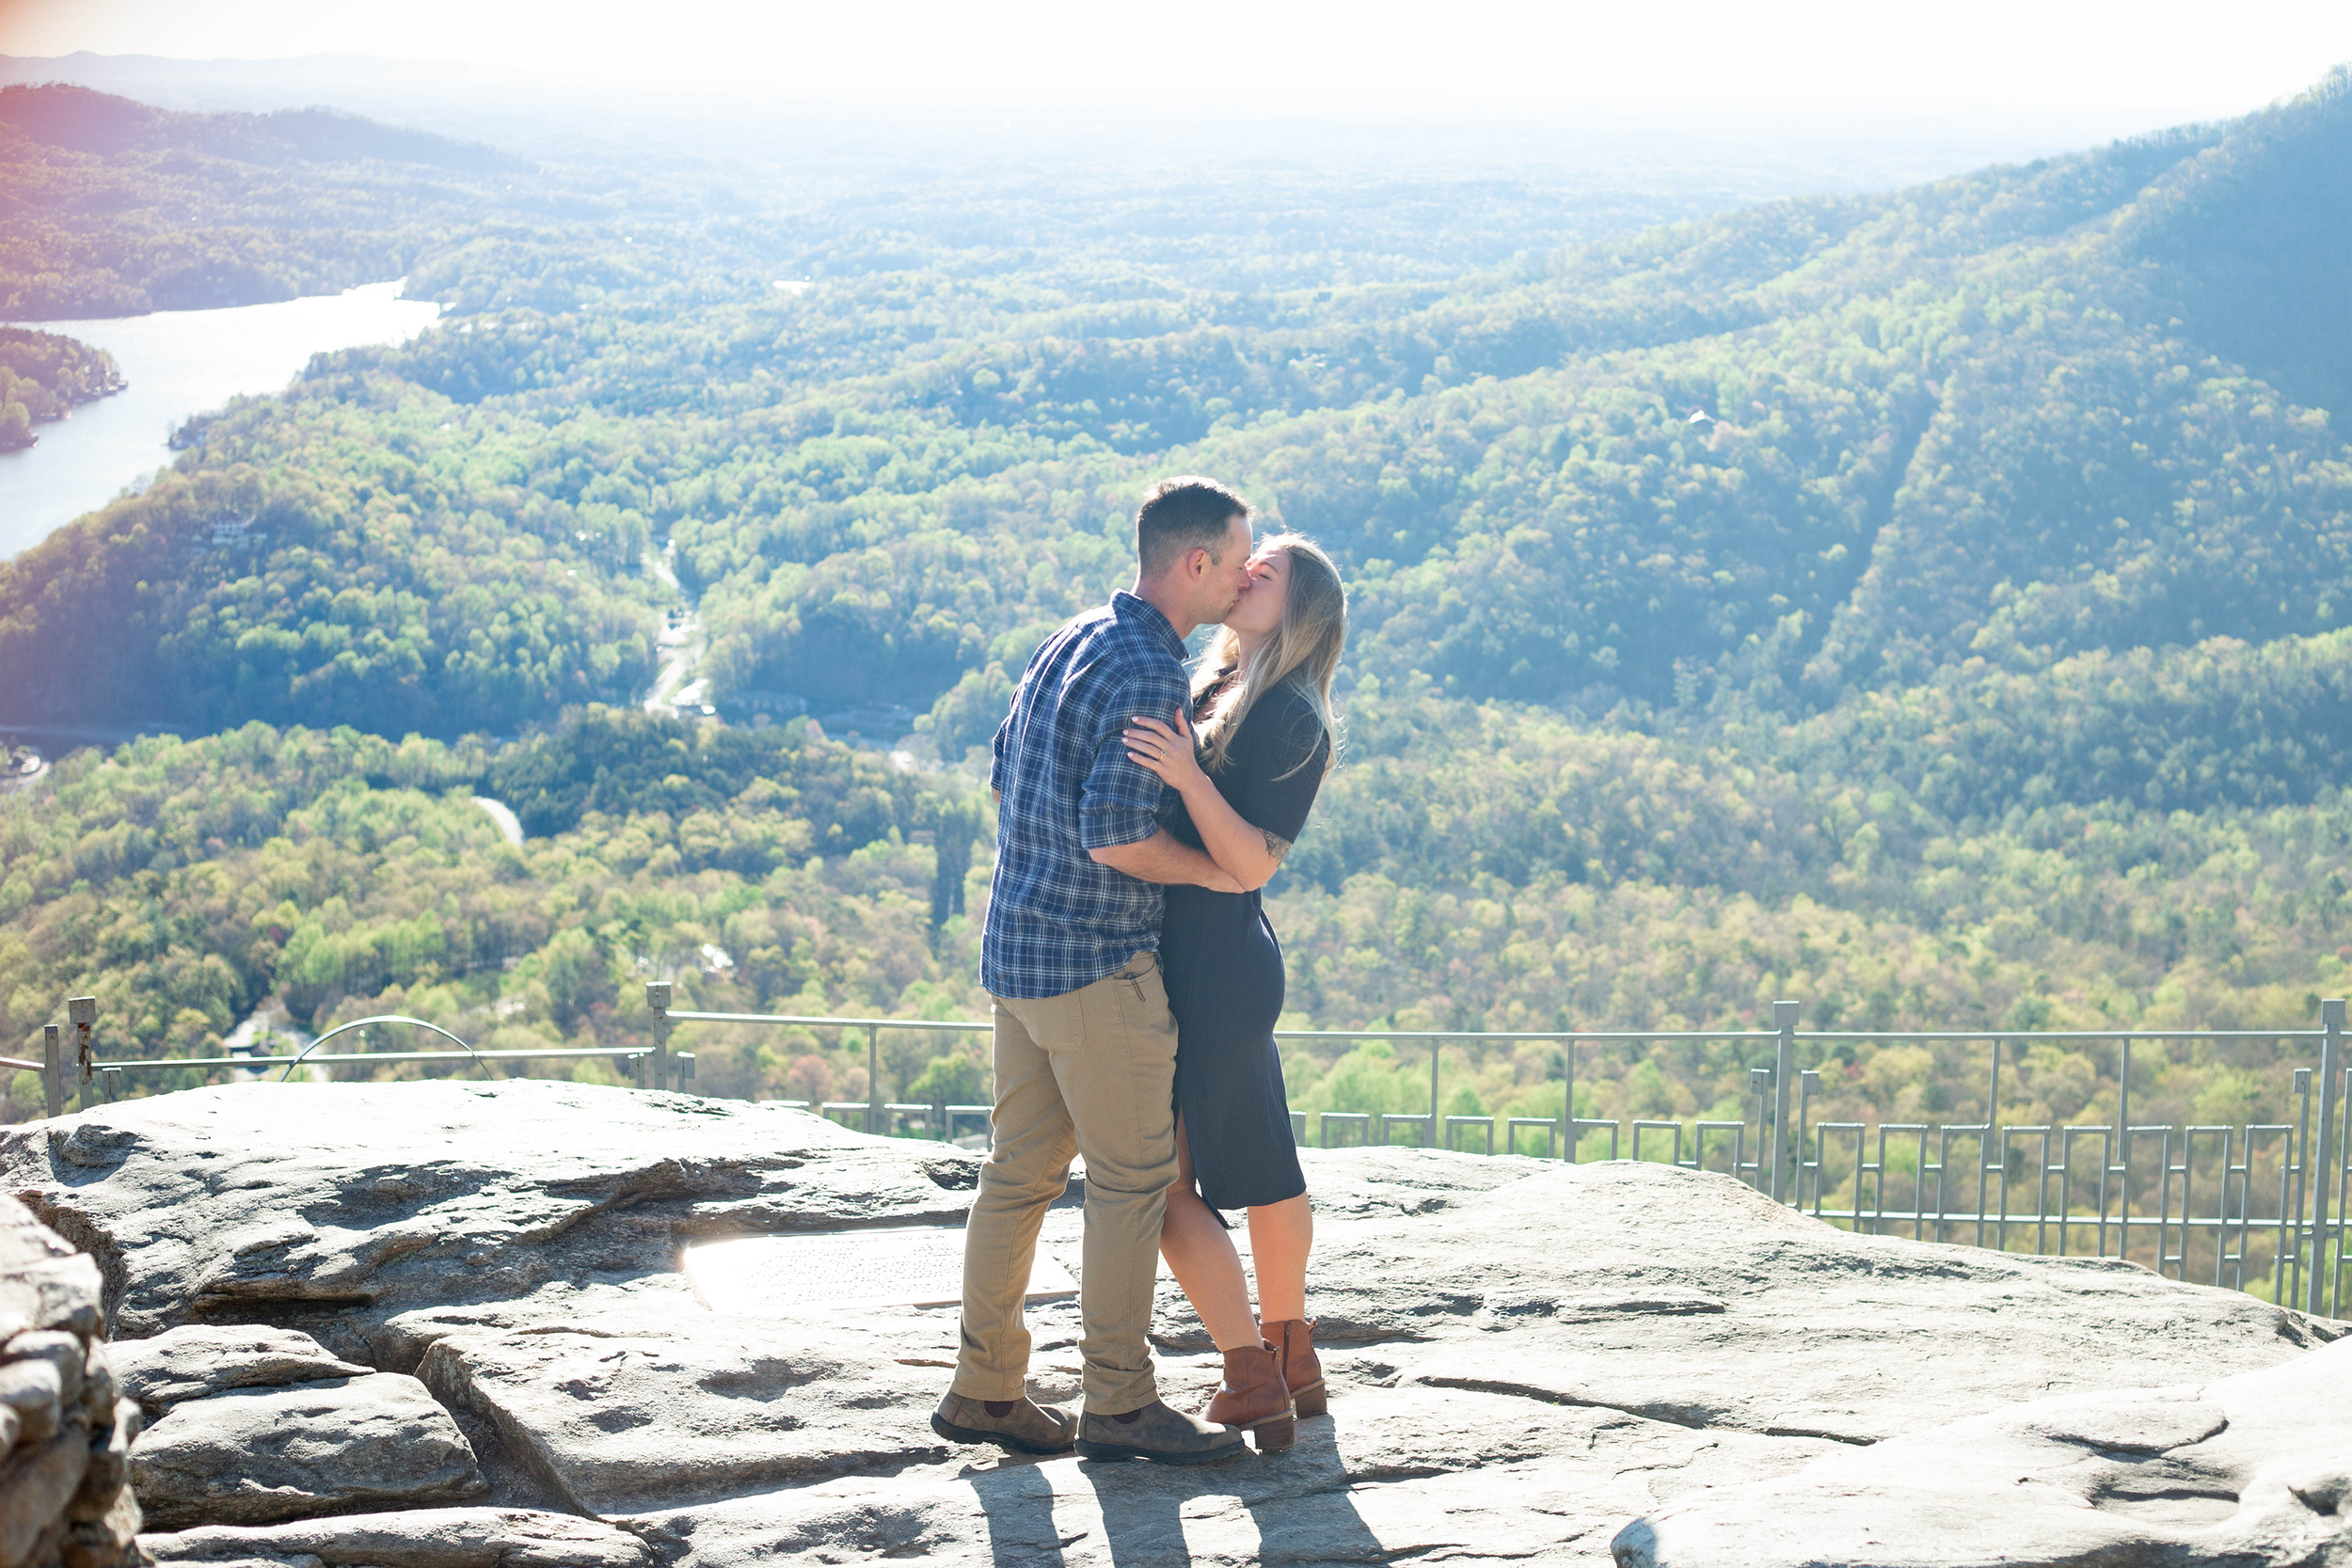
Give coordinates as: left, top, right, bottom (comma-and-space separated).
0, 325, 120, 447
0, 715, 990, 1113
0, 84, 527, 316
4, 72, 2350, 1133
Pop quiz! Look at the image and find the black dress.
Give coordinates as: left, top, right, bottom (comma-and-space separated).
1159, 680, 1329, 1212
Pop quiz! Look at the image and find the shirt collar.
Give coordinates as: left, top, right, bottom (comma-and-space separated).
1111, 591, 1186, 660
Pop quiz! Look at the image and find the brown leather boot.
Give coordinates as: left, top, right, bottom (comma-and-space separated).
1267, 1318, 1326, 1418
1076, 1400, 1246, 1465
932, 1391, 1078, 1455
1203, 1340, 1295, 1451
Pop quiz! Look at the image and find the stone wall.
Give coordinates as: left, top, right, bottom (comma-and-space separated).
0, 1195, 145, 1568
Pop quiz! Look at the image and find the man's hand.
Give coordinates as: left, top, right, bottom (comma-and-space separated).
1090, 829, 1245, 892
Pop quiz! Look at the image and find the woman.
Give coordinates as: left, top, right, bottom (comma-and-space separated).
1121, 532, 1346, 1455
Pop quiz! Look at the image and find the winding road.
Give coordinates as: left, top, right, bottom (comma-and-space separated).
643, 545, 706, 714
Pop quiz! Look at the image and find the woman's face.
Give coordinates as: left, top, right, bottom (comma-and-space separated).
1223, 546, 1290, 638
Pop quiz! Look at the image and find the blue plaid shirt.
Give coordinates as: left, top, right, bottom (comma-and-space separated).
982, 592, 1191, 999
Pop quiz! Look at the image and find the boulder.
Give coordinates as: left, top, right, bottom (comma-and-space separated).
400, 1295, 949, 1514
130, 1374, 485, 1529
0, 1195, 144, 1568
1613, 1335, 2352, 1568
109, 1327, 371, 1418
4, 1082, 2345, 1568
137, 1508, 650, 1567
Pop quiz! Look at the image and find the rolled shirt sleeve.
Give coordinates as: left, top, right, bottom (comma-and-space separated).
1076, 667, 1188, 850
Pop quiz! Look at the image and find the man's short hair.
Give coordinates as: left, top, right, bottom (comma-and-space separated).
1136, 476, 1250, 576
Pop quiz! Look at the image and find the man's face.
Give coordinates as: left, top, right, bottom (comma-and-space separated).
1200, 514, 1255, 623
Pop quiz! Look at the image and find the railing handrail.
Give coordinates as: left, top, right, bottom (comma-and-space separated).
67, 1009, 683, 1095
668, 1011, 990, 1032
666, 1010, 2328, 1045
96, 1046, 657, 1070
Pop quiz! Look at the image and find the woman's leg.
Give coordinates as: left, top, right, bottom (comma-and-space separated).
1243, 1193, 1313, 1323
1158, 1115, 1263, 1351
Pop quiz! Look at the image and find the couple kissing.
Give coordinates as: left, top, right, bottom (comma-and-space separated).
935, 475, 1347, 1464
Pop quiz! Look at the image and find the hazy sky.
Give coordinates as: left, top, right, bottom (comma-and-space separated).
6, 0, 2349, 127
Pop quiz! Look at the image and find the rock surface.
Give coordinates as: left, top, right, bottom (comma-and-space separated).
1613, 1335, 2352, 1568
131, 1371, 486, 1529
1206, 1157, 2334, 1446
109, 1326, 370, 1418
138, 1507, 650, 1567
403, 1299, 945, 1514
4, 1082, 973, 1343
0, 1194, 145, 1568
623, 1381, 1844, 1567
4, 1081, 2348, 1567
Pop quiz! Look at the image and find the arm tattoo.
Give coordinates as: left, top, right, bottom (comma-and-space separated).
1261, 829, 1293, 864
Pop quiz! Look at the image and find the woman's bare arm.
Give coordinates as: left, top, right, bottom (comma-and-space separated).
1122, 713, 1289, 892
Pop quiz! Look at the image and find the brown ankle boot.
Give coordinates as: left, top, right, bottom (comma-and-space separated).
1203, 1340, 1295, 1451
1267, 1318, 1326, 1418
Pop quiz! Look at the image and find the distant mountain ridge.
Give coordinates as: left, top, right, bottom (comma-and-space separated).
2117, 68, 2352, 422
0, 83, 531, 317
0, 82, 521, 171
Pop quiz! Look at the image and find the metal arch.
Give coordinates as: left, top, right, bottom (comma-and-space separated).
278, 1016, 478, 1083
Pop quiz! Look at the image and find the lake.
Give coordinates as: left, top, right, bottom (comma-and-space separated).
0, 281, 441, 561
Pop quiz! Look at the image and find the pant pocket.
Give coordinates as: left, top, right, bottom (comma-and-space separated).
1112, 951, 1158, 1006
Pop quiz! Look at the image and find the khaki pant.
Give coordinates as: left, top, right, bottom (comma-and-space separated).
954, 952, 1178, 1414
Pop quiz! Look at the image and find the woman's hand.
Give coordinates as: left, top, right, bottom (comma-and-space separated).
1123, 710, 1209, 793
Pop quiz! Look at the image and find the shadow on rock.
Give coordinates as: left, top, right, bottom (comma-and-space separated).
966, 1459, 1067, 1568
1103, 1421, 1391, 1568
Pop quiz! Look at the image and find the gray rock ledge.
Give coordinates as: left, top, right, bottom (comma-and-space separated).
1613, 1335, 2352, 1568
132, 1371, 486, 1530
138, 1507, 651, 1567
110, 1325, 371, 1418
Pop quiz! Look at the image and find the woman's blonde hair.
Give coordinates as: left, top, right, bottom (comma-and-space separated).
1191, 532, 1346, 779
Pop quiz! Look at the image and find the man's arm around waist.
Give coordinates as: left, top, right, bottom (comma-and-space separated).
1090, 829, 1243, 893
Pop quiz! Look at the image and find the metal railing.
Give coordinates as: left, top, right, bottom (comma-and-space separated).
654, 990, 2350, 1317
14, 987, 2344, 1316
23, 998, 693, 1113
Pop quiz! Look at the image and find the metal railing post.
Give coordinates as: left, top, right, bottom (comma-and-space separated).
2289, 1068, 2312, 1305
866, 1024, 882, 1135
42, 1023, 62, 1119
67, 996, 97, 1113
645, 981, 672, 1092
2113, 1037, 2132, 1262
1560, 1037, 1573, 1160
1429, 1037, 1441, 1127
1769, 1000, 1799, 1203
2311, 999, 2344, 1318
1748, 1068, 1772, 1190
1798, 1069, 1819, 1210
1979, 1038, 2004, 1249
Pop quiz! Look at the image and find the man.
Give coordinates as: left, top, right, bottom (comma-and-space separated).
932, 477, 1255, 1465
